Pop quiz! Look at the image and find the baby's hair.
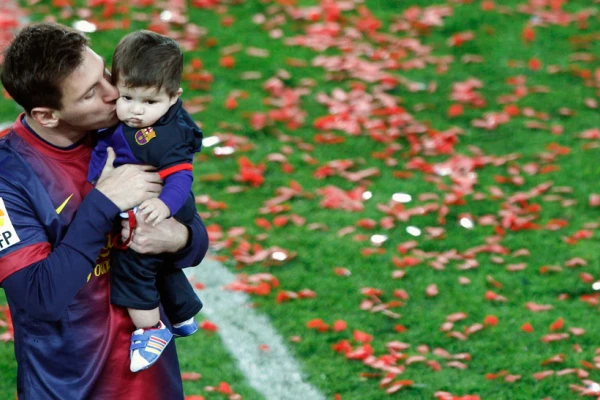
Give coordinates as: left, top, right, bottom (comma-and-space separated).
111, 30, 183, 97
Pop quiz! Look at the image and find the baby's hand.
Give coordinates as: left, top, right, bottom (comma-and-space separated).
139, 198, 171, 226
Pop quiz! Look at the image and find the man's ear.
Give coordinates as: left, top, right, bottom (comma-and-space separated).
30, 107, 60, 128
169, 88, 183, 106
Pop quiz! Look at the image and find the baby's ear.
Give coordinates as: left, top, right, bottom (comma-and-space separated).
169, 88, 183, 106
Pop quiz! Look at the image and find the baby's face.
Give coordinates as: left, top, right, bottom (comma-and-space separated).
116, 83, 178, 128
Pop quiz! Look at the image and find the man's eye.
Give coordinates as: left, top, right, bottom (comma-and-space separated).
84, 89, 95, 99
146, 101, 156, 105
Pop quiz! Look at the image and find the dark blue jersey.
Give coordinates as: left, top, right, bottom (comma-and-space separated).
88, 99, 203, 216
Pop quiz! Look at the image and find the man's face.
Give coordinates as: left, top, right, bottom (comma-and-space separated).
116, 84, 178, 129
55, 47, 120, 131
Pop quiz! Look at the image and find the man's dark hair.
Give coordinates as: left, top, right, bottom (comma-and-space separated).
1, 23, 89, 113
111, 30, 183, 97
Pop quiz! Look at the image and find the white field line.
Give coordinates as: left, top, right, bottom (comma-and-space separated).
188, 256, 325, 400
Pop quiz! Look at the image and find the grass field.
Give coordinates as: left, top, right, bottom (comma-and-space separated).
2, 0, 600, 399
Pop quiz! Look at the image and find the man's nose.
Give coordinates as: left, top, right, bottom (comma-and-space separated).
101, 80, 119, 103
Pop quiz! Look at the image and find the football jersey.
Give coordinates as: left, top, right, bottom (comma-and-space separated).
0, 115, 185, 400
88, 98, 203, 216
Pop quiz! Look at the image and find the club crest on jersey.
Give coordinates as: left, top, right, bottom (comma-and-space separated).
0, 198, 21, 251
134, 127, 157, 145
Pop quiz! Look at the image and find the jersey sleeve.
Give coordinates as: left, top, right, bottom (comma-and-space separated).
1, 188, 120, 321
158, 171, 193, 216
157, 108, 203, 171
154, 124, 198, 171
88, 133, 110, 184
0, 179, 52, 282
164, 212, 209, 269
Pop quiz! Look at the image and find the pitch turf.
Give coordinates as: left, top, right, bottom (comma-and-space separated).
2, 0, 600, 399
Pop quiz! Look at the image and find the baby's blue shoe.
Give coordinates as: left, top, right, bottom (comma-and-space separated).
172, 317, 198, 338
129, 320, 173, 372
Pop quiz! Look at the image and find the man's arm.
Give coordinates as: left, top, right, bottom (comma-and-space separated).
2, 190, 119, 321
1, 149, 164, 321
170, 214, 209, 268
121, 212, 209, 268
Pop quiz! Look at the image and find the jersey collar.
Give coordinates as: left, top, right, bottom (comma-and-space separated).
12, 113, 92, 160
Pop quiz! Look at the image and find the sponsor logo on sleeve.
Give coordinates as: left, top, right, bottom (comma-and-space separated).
0, 198, 21, 250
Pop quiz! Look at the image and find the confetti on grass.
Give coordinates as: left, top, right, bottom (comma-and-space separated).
4, 0, 600, 398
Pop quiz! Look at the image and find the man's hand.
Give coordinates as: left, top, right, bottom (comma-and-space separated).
96, 147, 163, 211
121, 213, 188, 255
139, 198, 171, 226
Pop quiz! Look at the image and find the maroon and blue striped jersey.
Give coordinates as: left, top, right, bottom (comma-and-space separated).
0, 115, 206, 399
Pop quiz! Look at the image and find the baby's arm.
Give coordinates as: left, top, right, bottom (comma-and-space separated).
139, 198, 171, 226
140, 116, 200, 224
143, 169, 193, 225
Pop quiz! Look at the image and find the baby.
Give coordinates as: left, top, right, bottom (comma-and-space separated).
87, 30, 204, 372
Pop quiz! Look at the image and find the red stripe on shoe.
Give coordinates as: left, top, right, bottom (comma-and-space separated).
150, 336, 168, 346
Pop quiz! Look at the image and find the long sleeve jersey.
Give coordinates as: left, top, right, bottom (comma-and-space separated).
87, 99, 203, 216
0, 115, 209, 400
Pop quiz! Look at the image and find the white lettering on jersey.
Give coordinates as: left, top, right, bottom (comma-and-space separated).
0, 198, 21, 250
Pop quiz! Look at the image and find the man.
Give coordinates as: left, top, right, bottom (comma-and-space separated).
0, 22, 208, 399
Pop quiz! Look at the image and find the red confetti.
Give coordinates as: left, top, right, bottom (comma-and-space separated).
199, 320, 218, 332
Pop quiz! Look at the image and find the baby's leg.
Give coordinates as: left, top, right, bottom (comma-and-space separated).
156, 267, 203, 337
110, 248, 172, 372
128, 307, 160, 329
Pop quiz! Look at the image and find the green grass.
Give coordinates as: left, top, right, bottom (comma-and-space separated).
2, 0, 600, 399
